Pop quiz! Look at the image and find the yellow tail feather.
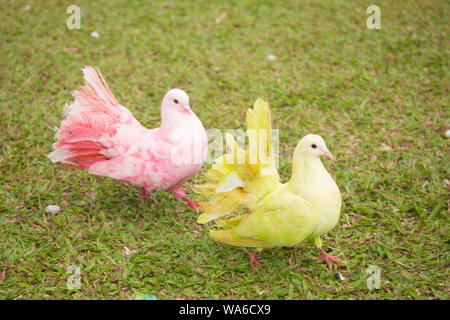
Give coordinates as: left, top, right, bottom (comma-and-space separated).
216, 215, 245, 227
195, 98, 279, 225
210, 229, 274, 248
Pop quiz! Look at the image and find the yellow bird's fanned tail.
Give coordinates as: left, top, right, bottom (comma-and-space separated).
195, 98, 279, 224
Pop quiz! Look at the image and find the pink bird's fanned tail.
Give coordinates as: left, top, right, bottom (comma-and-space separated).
49, 66, 122, 169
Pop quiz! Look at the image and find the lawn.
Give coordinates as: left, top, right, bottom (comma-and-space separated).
0, 0, 448, 300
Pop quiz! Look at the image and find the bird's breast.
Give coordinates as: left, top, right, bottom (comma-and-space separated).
310, 178, 341, 236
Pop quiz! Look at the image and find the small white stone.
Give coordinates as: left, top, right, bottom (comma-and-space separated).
91, 31, 100, 39
445, 129, 450, 137
45, 205, 61, 214
380, 143, 392, 152
443, 179, 450, 187
24, 4, 31, 10
334, 272, 345, 281
215, 12, 228, 23
122, 246, 137, 257
266, 55, 277, 61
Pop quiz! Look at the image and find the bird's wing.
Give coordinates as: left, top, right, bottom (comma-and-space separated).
210, 186, 319, 248
86, 128, 171, 187
196, 99, 280, 224
209, 229, 275, 248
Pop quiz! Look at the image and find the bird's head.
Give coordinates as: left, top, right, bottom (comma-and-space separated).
294, 134, 333, 160
162, 88, 191, 114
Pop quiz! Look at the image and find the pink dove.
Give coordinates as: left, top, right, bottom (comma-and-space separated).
48, 66, 208, 212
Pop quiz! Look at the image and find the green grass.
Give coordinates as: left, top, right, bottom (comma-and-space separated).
0, 0, 449, 300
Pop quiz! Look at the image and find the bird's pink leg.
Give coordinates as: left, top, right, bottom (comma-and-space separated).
140, 188, 157, 204
314, 247, 344, 271
244, 248, 264, 271
171, 188, 201, 213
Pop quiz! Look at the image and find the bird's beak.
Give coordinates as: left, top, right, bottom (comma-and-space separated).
182, 105, 191, 114
320, 149, 334, 160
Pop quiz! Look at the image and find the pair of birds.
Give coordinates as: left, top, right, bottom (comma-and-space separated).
49, 66, 344, 271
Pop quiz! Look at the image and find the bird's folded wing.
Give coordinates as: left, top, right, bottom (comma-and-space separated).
212, 189, 318, 248
209, 229, 275, 248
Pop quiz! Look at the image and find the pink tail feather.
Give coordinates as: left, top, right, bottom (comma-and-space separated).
49, 66, 122, 169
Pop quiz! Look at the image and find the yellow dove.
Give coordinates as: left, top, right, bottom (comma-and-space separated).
195, 99, 344, 271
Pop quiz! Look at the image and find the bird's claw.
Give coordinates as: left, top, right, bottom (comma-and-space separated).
178, 197, 201, 213
183, 199, 201, 213
314, 248, 345, 271
244, 249, 264, 271
171, 189, 201, 213
140, 188, 157, 204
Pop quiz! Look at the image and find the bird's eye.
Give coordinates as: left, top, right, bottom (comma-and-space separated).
311, 144, 317, 149
174, 99, 179, 104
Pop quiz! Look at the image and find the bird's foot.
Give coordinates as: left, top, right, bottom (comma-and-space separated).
171, 189, 201, 213
183, 198, 201, 213
244, 249, 264, 271
140, 188, 157, 204
314, 247, 344, 271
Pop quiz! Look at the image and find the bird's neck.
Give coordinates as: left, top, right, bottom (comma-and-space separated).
160, 107, 198, 133
288, 154, 328, 190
